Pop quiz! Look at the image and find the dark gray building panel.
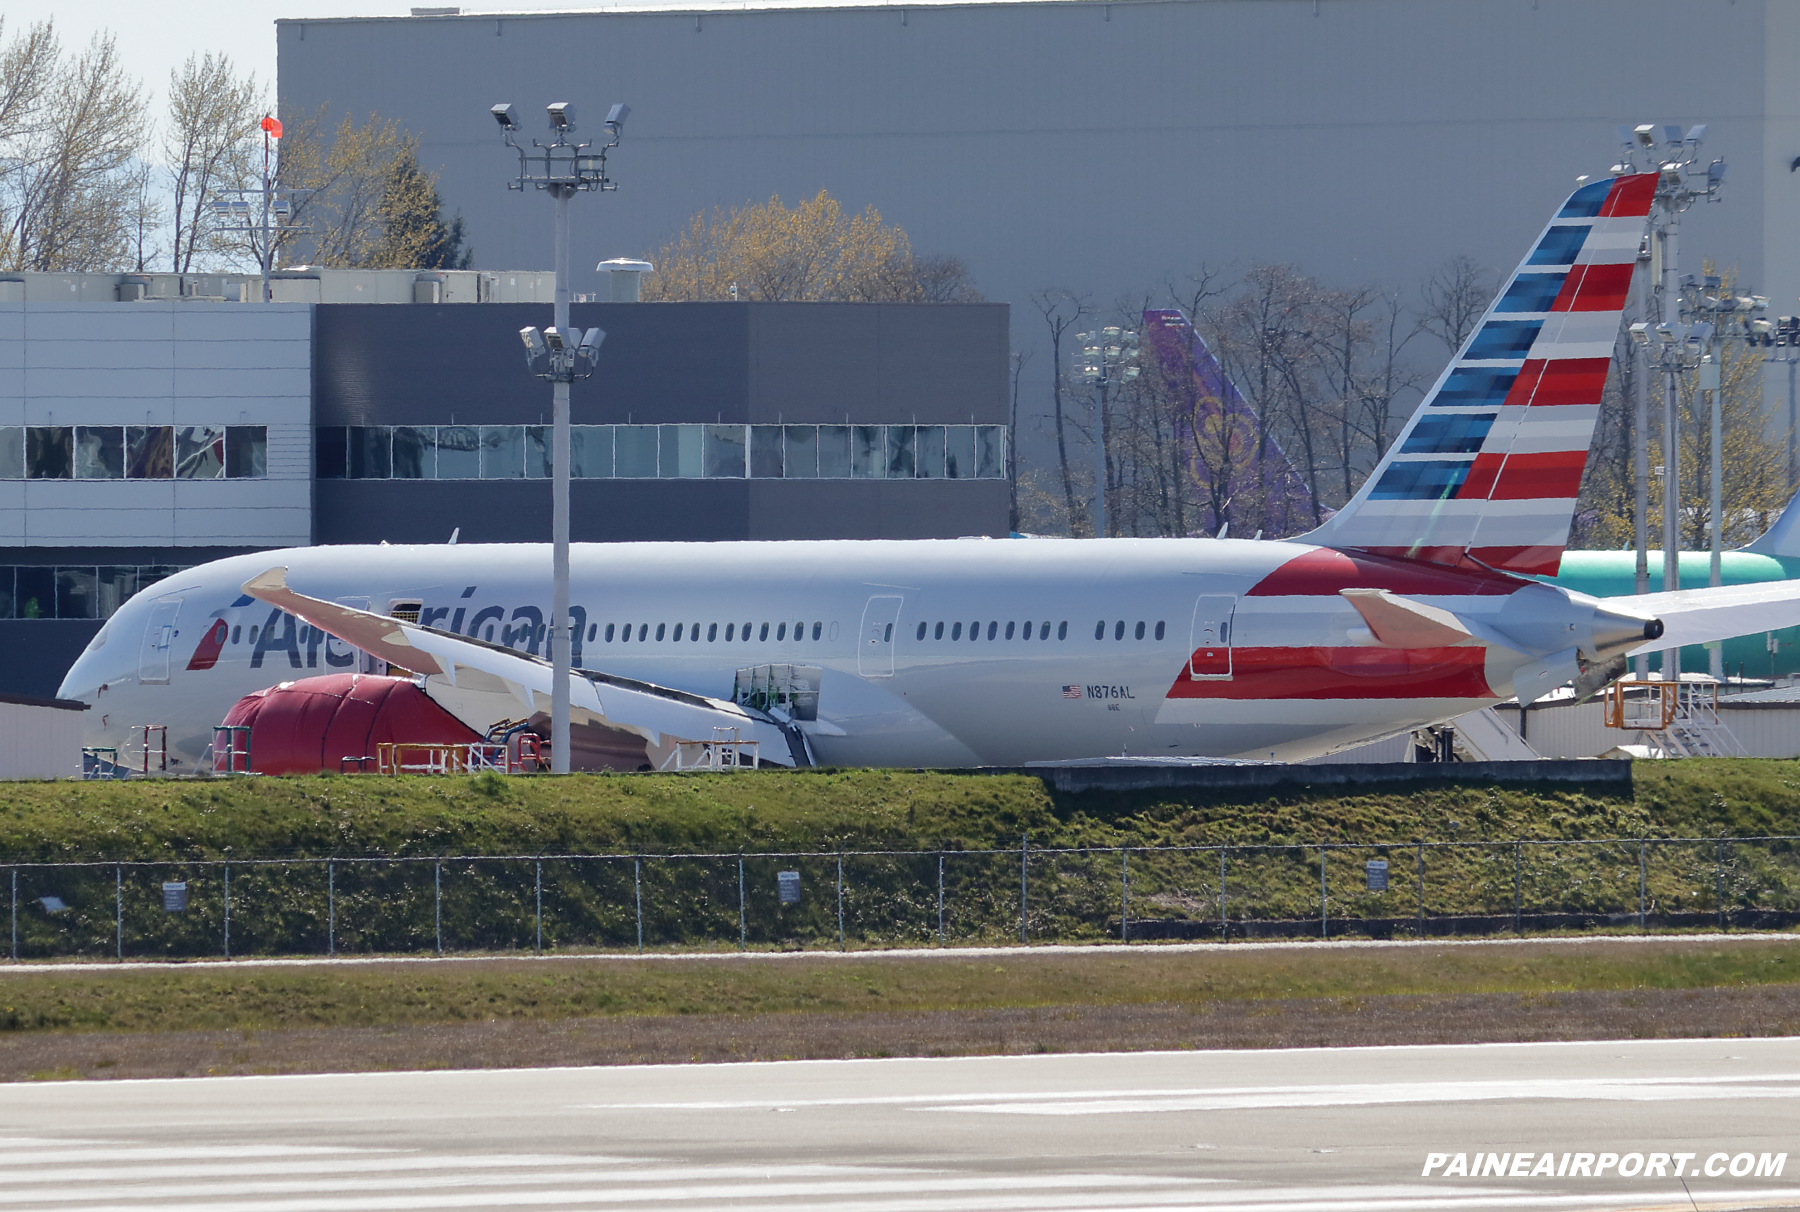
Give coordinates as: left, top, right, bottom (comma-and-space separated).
311, 300, 1010, 544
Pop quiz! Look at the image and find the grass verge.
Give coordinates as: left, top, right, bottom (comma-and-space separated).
2, 936, 1799, 1080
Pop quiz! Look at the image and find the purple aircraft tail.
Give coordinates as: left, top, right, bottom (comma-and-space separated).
1141, 309, 1317, 538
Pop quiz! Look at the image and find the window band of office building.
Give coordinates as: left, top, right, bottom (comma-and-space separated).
317, 424, 1006, 481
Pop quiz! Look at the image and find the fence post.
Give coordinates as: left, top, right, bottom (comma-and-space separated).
634, 858, 643, 953
1513, 842, 1522, 935
1020, 835, 1029, 945
737, 855, 747, 952
536, 859, 543, 953
327, 861, 335, 957
223, 862, 231, 960
1416, 842, 1424, 937
1716, 838, 1725, 931
115, 864, 122, 961
1219, 846, 1227, 941
936, 850, 950, 943
434, 861, 442, 955
1638, 840, 1647, 930
9, 867, 14, 962
1319, 846, 1327, 940
1121, 848, 1129, 944
836, 852, 844, 952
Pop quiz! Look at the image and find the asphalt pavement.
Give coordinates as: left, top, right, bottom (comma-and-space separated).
3, 1036, 1798, 1211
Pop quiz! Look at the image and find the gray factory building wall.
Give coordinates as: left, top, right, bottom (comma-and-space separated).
311, 301, 1010, 544
276, 0, 1800, 426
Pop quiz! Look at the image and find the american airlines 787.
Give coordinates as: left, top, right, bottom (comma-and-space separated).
56, 170, 1800, 772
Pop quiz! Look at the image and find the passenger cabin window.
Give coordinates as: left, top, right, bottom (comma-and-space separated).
1094, 621, 1105, 640
1114, 621, 1125, 641
759, 622, 770, 641
952, 622, 962, 640
691, 623, 701, 642
672, 623, 682, 641
777, 623, 787, 641
588, 624, 597, 642
725, 623, 735, 641
987, 621, 997, 640
1155, 621, 1165, 640
741, 622, 751, 640
709, 623, 718, 641
935, 621, 944, 639
1005, 621, 1014, 640
1135, 621, 1145, 640
812, 622, 822, 640
1057, 621, 1067, 640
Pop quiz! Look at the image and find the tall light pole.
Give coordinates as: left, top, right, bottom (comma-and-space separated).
493, 99, 627, 773
1612, 122, 1726, 681
1075, 326, 1139, 537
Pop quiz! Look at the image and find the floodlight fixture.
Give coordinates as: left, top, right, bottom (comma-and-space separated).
520, 326, 548, 357
1686, 124, 1709, 143
1708, 159, 1728, 187
547, 101, 575, 130
1610, 163, 1629, 177
1629, 322, 1651, 347
576, 326, 605, 355
1661, 124, 1684, 145
1656, 323, 1680, 345
605, 103, 630, 137
1634, 124, 1657, 147
492, 103, 520, 130
544, 326, 569, 351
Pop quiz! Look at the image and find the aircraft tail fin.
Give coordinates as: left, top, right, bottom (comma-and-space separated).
1741, 489, 1800, 559
1301, 171, 1660, 576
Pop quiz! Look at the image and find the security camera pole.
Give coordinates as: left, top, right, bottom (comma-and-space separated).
493, 99, 628, 773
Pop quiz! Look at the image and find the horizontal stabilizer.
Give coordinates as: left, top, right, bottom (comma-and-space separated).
1340, 588, 1523, 653
1624, 580, 1800, 655
241, 567, 796, 767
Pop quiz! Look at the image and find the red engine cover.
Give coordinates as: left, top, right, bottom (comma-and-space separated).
219, 674, 480, 775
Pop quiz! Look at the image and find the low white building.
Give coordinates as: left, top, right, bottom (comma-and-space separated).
0, 692, 85, 779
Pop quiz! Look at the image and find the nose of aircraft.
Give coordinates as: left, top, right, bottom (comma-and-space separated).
58, 612, 129, 705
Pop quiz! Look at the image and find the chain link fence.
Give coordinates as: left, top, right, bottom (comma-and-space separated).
6, 836, 1799, 961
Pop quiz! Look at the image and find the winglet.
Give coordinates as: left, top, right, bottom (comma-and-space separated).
240, 566, 289, 596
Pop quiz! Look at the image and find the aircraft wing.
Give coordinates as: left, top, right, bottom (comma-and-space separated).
1624, 580, 1800, 655
240, 567, 798, 766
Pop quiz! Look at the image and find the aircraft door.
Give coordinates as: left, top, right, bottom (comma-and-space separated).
1188, 595, 1237, 680
857, 596, 904, 678
138, 597, 183, 685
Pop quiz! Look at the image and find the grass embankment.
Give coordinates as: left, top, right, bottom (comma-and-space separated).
4, 762, 1798, 957
1, 758, 1796, 862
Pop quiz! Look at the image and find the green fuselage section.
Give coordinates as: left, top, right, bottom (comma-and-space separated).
1544, 551, 1800, 677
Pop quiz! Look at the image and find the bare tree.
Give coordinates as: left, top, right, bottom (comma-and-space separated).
1008, 347, 1029, 533
0, 29, 148, 272
1419, 254, 1494, 356
1208, 264, 1329, 525
1032, 288, 1089, 533
165, 52, 263, 273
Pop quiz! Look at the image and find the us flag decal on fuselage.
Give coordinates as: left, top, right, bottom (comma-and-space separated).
1062, 685, 1082, 700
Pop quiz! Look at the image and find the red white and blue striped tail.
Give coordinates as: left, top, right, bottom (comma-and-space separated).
1303, 172, 1659, 577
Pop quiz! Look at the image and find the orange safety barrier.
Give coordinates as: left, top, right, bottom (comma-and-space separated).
1603, 679, 1679, 730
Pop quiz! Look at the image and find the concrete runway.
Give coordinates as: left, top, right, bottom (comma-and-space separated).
3, 1038, 1798, 1211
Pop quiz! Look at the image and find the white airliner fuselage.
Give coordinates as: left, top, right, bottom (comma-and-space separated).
59, 536, 1563, 770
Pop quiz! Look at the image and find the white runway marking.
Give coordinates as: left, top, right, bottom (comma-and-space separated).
585, 1072, 1800, 1116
